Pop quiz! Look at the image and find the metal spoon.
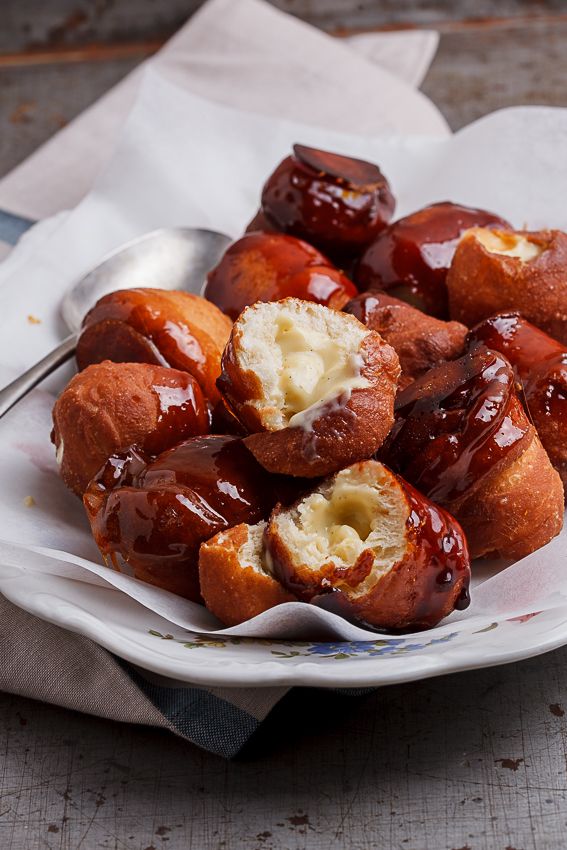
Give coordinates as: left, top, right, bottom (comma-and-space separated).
0, 227, 231, 418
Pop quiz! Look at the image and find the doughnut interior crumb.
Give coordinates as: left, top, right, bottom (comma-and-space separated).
472, 228, 543, 262
237, 300, 370, 429
236, 521, 269, 575
272, 463, 408, 597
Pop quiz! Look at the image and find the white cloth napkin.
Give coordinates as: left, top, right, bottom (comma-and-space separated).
0, 0, 445, 224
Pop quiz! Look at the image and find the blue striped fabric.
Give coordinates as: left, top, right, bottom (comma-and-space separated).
122, 661, 262, 758
0, 209, 35, 245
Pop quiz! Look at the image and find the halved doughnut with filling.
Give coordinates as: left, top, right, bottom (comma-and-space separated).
217, 298, 400, 477
264, 461, 471, 631
199, 522, 296, 626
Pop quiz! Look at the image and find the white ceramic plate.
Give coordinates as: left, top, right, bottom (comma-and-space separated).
2, 564, 566, 687
2, 91, 567, 689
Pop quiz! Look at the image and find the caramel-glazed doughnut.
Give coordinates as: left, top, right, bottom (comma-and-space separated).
468, 313, 567, 489
52, 361, 210, 496
76, 288, 233, 404
345, 289, 467, 387
382, 347, 564, 559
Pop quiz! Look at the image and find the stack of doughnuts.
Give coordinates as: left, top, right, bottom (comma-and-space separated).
51, 144, 566, 633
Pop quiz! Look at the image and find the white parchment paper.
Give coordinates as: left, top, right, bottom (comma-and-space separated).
0, 68, 566, 640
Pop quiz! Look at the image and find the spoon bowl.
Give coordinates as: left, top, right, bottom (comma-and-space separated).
62, 227, 231, 332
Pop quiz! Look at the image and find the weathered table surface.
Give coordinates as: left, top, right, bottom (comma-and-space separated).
2, 3, 567, 849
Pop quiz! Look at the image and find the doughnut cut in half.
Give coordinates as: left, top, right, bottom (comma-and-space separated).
199, 522, 297, 626
217, 298, 400, 477
264, 461, 471, 631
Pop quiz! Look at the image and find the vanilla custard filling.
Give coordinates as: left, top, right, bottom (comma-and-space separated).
474, 229, 542, 262
238, 300, 370, 431
274, 465, 407, 597
276, 317, 368, 428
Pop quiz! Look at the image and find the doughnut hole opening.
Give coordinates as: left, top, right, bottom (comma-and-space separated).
472, 228, 543, 262
272, 463, 409, 598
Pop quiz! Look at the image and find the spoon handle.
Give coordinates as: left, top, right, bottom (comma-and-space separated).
0, 333, 77, 419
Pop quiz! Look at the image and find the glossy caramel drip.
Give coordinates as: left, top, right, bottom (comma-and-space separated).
468, 313, 567, 433
144, 380, 211, 455
467, 315, 567, 482
260, 144, 395, 259
383, 347, 529, 503
355, 202, 511, 318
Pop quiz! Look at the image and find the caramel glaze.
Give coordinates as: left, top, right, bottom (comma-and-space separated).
210, 399, 248, 436
260, 144, 395, 262
143, 378, 211, 455
203, 232, 357, 320
355, 202, 511, 318
268, 475, 470, 632
467, 314, 567, 484
382, 347, 530, 505
83, 435, 290, 602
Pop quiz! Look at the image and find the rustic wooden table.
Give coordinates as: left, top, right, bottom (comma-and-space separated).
2, 2, 567, 848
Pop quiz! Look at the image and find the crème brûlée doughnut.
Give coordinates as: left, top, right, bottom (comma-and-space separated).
382, 347, 565, 559
203, 231, 357, 321
52, 360, 210, 496
344, 289, 468, 387
257, 144, 395, 261
447, 228, 567, 344
200, 461, 470, 630
217, 298, 401, 477
76, 288, 233, 404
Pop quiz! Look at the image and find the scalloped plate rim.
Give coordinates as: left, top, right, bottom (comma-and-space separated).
2, 566, 567, 688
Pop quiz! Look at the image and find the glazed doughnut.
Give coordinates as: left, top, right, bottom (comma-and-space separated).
467, 313, 567, 488
355, 202, 511, 318
262, 460, 470, 631
258, 144, 395, 260
199, 522, 297, 626
447, 228, 567, 343
52, 361, 209, 496
83, 436, 284, 602
217, 298, 400, 477
382, 347, 564, 559
344, 289, 468, 387
76, 288, 233, 404
203, 232, 357, 320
